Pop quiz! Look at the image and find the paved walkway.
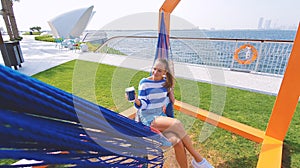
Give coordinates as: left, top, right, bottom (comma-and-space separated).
1, 35, 283, 96
1, 35, 79, 76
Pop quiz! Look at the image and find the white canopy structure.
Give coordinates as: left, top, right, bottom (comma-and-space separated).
48, 6, 95, 38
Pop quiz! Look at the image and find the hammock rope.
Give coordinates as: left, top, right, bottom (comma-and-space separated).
0, 65, 168, 167
154, 11, 175, 118
152, 11, 174, 72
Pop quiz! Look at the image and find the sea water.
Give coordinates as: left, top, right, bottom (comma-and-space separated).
104, 29, 296, 41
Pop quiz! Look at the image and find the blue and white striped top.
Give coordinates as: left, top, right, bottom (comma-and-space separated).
134, 78, 168, 126
135, 78, 168, 110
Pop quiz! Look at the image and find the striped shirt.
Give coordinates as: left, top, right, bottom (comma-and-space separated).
134, 78, 168, 125
135, 78, 168, 110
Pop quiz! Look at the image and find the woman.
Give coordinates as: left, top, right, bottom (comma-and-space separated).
133, 58, 213, 168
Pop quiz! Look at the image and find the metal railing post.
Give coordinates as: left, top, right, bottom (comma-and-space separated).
254, 42, 264, 72
230, 41, 239, 69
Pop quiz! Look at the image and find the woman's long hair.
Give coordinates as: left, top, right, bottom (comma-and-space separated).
154, 58, 174, 90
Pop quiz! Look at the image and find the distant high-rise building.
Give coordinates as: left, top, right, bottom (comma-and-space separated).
264, 19, 272, 29
258, 17, 264, 29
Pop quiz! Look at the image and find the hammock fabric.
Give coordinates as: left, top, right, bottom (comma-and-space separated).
155, 12, 169, 60
153, 11, 173, 69
0, 64, 168, 167
154, 11, 174, 118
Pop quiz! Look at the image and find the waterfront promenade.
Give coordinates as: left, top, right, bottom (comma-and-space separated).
1, 35, 283, 96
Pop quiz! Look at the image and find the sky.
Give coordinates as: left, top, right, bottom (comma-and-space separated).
1, 0, 299, 31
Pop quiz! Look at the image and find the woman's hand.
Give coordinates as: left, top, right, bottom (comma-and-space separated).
162, 105, 166, 113
134, 95, 141, 106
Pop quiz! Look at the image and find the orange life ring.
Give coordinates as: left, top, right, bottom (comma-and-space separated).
234, 44, 258, 65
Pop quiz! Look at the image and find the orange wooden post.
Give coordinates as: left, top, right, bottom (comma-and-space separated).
160, 0, 180, 13
159, 0, 180, 35
257, 23, 300, 167
265, 23, 300, 140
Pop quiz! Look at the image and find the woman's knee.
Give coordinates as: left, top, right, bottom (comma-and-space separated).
167, 135, 185, 150
172, 119, 185, 131
169, 135, 181, 145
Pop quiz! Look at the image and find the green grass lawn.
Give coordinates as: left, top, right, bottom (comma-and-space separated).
32, 59, 300, 168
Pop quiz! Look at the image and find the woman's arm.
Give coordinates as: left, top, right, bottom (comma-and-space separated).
134, 78, 146, 109
168, 88, 175, 103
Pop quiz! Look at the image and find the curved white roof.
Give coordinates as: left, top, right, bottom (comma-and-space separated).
48, 6, 95, 38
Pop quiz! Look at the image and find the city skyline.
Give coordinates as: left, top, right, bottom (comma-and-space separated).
257, 17, 297, 30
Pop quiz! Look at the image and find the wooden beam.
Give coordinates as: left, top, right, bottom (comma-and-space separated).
264, 23, 300, 141
159, 0, 181, 13
174, 100, 265, 143
121, 100, 265, 143
257, 136, 283, 168
158, 0, 180, 36
119, 106, 136, 119
256, 22, 300, 168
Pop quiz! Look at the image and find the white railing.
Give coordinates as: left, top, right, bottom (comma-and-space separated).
95, 36, 294, 76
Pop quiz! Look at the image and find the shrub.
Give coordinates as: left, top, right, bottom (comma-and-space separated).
34, 35, 55, 42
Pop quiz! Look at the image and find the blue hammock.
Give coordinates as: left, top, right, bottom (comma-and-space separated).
154, 11, 174, 118
0, 64, 168, 167
155, 12, 172, 61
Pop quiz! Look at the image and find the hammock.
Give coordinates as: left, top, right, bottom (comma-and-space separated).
153, 11, 174, 73
154, 11, 174, 118
0, 64, 169, 167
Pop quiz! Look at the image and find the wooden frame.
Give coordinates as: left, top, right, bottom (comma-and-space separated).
121, 1, 300, 167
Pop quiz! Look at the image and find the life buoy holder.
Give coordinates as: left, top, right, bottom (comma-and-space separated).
234, 44, 258, 65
